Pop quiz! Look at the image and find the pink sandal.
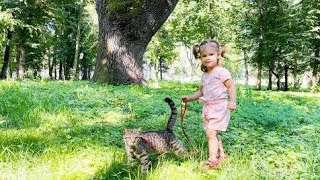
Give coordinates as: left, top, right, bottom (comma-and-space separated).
202, 159, 221, 169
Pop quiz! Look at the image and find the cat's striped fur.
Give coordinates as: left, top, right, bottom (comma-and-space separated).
123, 97, 187, 173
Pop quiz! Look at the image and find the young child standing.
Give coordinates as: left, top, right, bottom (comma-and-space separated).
181, 39, 237, 169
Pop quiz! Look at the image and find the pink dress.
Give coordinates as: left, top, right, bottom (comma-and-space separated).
200, 67, 232, 131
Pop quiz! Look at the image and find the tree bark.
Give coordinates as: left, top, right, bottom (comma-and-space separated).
49, 57, 56, 79
268, 68, 272, 90
187, 45, 198, 82
256, 61, 262, 90
270, 68, 280, 90
0, 30, 13, 79
312, 41, 319, 86
256, 0, 265, 90
16, 45, 26, 80
93, 0, 179, 85
48, 48, 54, 79
72, 0, 84, 80
59, 60, 63, 80
82, 66, 89, 80
54, 60, 57, 80
284, 64, 289, 91
293, 58, 298, 89
15, 47, 20, 79
154, 62, 159, 79
243, 49, 249, 85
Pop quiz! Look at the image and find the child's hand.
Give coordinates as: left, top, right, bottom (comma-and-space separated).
228, 102, 237, 110
181, 96, 189, 103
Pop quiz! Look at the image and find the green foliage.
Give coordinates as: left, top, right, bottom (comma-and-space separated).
0, 80, 319, 179
0, 0, 97, 80
311, 83, 320, 93
145, 28, 178, 65
167, 0, 235, 46
107, 0, 144, 20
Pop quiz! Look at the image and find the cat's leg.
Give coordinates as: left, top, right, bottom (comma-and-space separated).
128, 149, 137, 164
124, 143, 136, 165
171, 139, 187, 156
136, 150, 149, 173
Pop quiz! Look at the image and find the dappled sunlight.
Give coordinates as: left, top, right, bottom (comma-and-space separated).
296, 124, 320, 133
38, 111, 70, 131
0, 146, 121, 179
54, 149, 108, 179
0, 128, 45, 146
91, 111, 132, 125
0, 115, 8, 125
273, 91, 320, 98
149, 160, 207, 180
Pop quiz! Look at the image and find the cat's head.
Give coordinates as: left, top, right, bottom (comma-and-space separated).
123, 128, 142, 145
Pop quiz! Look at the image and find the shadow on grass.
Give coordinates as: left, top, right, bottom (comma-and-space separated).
92, 154, 188, 180
93, 160, 138, 180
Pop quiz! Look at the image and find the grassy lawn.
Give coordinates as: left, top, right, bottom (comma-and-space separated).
0, 80, 319, 179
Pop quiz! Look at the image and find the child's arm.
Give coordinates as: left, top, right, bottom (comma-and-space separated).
181, 88, 203, 103
224, 79, 237, 110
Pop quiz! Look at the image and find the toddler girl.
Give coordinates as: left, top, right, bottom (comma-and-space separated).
181, 39, 237, 169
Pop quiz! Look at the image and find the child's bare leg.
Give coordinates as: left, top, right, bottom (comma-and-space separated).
206, 129, 219, 161
217, 135, 225, 158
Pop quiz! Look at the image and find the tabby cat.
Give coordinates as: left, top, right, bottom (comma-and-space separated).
123, 97, 187, 173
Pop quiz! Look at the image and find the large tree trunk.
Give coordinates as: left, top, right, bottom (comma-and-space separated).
0, 30, 13, 79
93, 0, 179, 85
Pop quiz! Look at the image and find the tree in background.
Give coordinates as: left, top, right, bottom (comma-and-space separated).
93, 0, 179, 85
0, 10, 14, 79
300, 0, 320, 87
0, 0, 97, 80
0, 0, 53, 80
144, 28, 177, 80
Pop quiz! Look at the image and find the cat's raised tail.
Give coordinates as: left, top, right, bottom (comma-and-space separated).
164, 97, 177, 132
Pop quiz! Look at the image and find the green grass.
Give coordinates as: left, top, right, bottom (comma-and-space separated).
0, 80, 319, 179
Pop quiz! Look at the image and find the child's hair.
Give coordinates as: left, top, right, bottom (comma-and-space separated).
192, 39, 226, 72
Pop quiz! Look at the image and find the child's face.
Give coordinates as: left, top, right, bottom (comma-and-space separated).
200, 44, 221, 71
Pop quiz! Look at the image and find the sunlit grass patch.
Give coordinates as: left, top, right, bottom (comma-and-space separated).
38, 111, 71, 129
0, 145, 117, 180
148, 160, 207, 180
0, 114, 8, 125
94, 111, 132, 125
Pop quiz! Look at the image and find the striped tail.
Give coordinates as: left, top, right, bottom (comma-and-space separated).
164, 97, 177, 132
